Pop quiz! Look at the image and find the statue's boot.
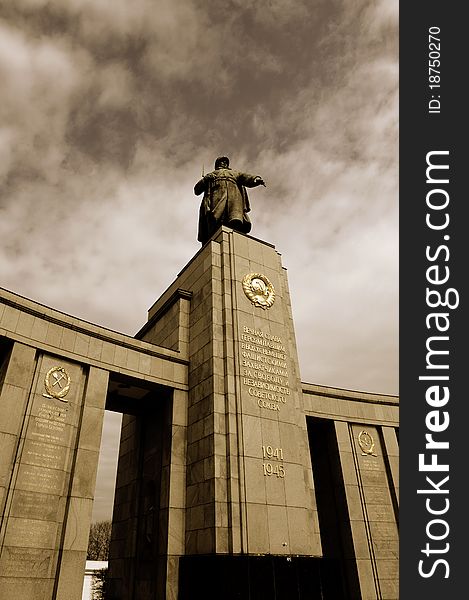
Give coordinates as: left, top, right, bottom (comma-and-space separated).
227, 218, 244, 232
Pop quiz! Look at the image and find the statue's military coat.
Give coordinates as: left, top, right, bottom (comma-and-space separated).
194, 167, 260, 244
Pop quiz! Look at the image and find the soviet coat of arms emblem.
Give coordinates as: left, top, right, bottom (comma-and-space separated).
242, 273, 275, 309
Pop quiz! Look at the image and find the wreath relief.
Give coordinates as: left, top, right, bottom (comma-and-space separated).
358, 430, 377, 456
43, 366, 71, 401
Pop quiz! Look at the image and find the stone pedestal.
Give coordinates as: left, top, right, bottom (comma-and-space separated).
109, 227, 322, 598
179, 227, 321, 557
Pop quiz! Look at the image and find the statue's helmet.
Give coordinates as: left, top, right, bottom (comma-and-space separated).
214, 156, 230, 169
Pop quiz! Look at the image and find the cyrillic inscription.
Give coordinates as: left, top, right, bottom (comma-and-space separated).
35, 402, 67, 433
240, 326, 291, 411
0, 546, 53, 577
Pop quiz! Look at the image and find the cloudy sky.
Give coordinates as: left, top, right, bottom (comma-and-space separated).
0, 0, 398, 520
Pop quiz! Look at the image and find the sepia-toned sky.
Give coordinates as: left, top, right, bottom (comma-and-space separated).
0, 0, 398, 520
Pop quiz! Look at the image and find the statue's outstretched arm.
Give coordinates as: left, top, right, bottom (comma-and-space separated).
239, 173, 266, 188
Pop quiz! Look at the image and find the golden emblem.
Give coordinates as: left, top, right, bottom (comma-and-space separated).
43, 367, 71, 401
358, 430, 377, 456
242, 273, 275, 309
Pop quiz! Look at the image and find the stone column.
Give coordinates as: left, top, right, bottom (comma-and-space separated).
55, 366, 108, 600
181, 228, 321, 557
163, 389, 188, 600
0, 342, 37, 524
0, 348, 108, 600
381, 426, 399, 507
107, 387, 182, 600
335, 421, 399, 600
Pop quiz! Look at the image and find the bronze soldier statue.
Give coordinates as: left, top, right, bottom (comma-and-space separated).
194, 156, 265, 244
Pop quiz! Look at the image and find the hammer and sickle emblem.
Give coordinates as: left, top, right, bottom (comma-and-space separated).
43, 367, 71, 402
358, 430, 377, 456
